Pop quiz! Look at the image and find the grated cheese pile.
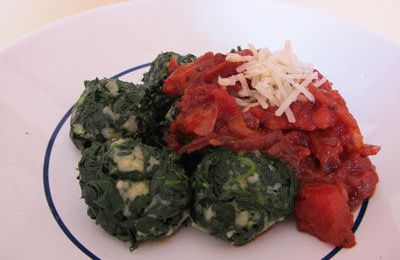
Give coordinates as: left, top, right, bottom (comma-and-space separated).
218, 41, 327, 123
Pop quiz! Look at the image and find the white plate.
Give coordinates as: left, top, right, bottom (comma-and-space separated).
1, 0, 399, 259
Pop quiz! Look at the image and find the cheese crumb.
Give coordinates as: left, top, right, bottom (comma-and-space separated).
72, 123, 85, 135
235, 211, 250, 227
105, 80, 119, 96
102, 106, 120, 120
116, 180, 149, 217
247, 173, 259, 184
122, 115, 138, 132
203, 207, 216, 222
114, 146, 144, 172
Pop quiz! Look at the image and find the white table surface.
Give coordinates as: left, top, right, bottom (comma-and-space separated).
1, 0, 400, 49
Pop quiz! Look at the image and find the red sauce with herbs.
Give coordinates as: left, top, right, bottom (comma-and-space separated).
163, 51, 380, 247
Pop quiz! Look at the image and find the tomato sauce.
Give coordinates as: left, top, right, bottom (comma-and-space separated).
163, 51, 380, 247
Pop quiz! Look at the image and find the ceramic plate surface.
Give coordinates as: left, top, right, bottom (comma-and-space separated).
1, 0, 399, 259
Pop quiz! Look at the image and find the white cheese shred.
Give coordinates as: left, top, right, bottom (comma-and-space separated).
218, 40, 323, 123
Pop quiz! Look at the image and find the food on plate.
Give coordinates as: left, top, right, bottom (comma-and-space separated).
191, 148, 298, 245
70, 52, 196, 150
142, 52, 196, 88
295, 183, 355, 247
70, 41, 380, 250
162, 41, 379, 247
137, 52, 196, 147
78, 138, 190, 250
70, 78, 144, 150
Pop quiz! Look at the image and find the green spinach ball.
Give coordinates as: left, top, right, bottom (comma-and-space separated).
70, 78, 144, 150
137, 52, 196, 147
142, 52, 196, 88
70, 52, 196, 150
78, 138, 190, 249
191, 148, 299, 245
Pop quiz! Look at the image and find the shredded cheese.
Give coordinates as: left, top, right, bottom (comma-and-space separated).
218, 41, 327, 123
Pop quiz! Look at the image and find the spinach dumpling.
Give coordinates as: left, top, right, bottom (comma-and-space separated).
78, 138, 190, 249
191, 148, 299, 245
70, 79, 144, 150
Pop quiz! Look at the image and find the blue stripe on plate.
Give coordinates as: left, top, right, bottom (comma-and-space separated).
43, 105, 100, 259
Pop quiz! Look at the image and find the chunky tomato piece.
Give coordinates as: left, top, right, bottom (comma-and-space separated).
309, 128, 343, 168
312, 106, 336, 129
290, 101, 316, 131
185, 105, 218, 136
164, 52, 216, 97
226, 115, 259, 138
227, 130, 283, 152
249, 107, 289, 130
202, 54, 239, 83
266, 131, 311, 169
295, 183, 355, 248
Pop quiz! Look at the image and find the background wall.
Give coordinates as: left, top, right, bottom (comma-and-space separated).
1, 0, 399, 48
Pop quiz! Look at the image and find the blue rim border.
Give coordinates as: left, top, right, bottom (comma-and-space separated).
43, 62, 369, 260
